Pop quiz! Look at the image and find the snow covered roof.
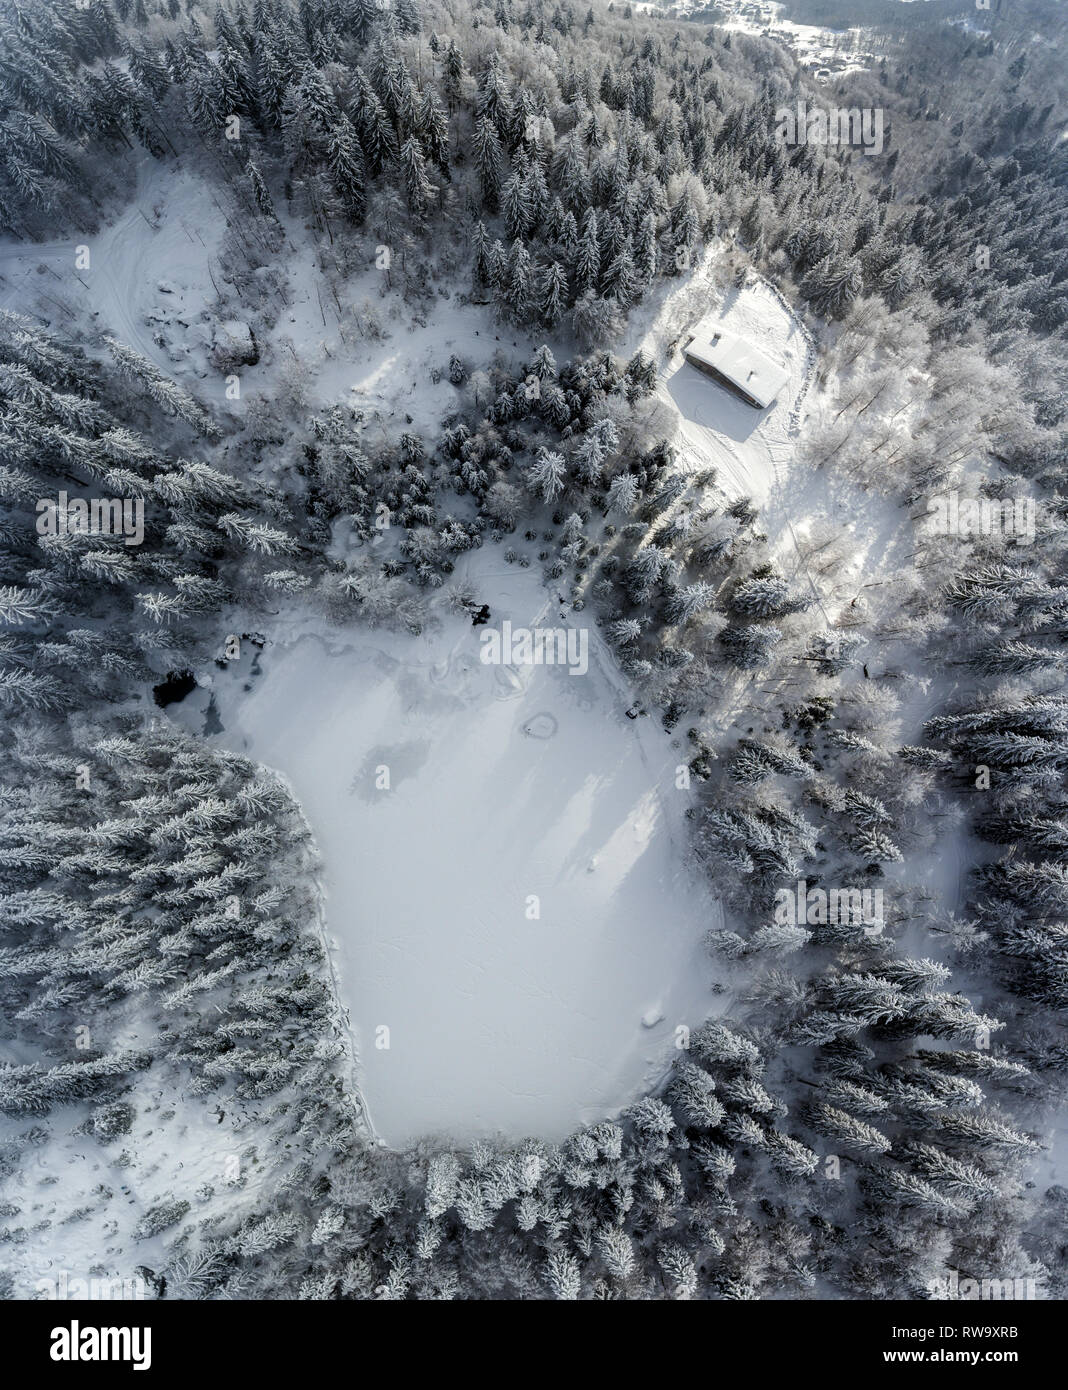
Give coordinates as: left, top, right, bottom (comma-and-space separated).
683, 318, 789, 409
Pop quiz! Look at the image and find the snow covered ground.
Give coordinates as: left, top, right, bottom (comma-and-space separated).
180, 554, 726, 1146
635, 270, 813, 504
0, 153, 525, 440
2, 1077, 271, 1299
239, 232, 511, 433
0, 158, 225, 376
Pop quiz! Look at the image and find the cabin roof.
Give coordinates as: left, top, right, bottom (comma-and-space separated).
683, 318, 790, 409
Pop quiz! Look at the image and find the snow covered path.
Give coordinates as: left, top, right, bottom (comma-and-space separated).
199, 555, 725, 1146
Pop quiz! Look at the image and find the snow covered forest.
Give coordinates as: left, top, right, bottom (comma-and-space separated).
0, 0, 1065, 1305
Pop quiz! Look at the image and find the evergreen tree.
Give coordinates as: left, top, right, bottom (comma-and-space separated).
473, 116, 504, 214
326, 114, 367, 223
527, 448, 566, 505
503, 239, 533, 321
245, 157, 278, 221
540, 261, 568, 328
400, 135, 435, 216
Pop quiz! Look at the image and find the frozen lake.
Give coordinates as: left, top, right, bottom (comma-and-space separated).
203, 557, 724, 1145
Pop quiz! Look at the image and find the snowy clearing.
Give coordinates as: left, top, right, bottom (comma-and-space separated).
2, 1076, 272, 1300
0, 158, 225, 377
186, 553, 726, 1146
0, 156, 533, 441
653, 276, 812, 504
244, 232, 514, 432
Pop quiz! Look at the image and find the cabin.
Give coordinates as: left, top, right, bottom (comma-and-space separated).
683, 318, 789, 410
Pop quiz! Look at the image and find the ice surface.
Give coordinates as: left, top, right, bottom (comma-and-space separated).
212, 554, 727, 1145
